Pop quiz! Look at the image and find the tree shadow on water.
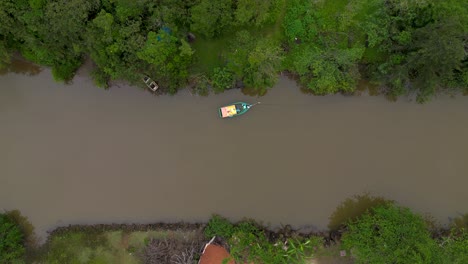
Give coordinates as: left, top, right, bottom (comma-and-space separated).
0, 57, 43, 76
328, 193, 394, 232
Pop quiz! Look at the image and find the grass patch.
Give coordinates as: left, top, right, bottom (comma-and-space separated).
40, 228, 205, 264
191, 23, 284, 76
362, 46, 384, 63
191, 0, 286, 77
41, 230, 141, 264
191, 34, 232, 74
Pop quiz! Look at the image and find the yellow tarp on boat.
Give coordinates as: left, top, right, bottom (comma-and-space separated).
221, 105, 237, 118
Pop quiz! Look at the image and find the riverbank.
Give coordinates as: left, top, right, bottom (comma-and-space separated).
1, 1, 466, 102
31, 217, 344, 263
16, 206, 467, 264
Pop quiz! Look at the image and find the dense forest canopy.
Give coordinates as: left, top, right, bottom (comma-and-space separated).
0, 0, 466, 101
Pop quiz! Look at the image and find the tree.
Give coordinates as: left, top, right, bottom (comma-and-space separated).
190, 0, 233, 38
283, 0, 316, 42
243, 39, 283, 93
86, 7, 148, 88
285, 45, 363, 95
439, 230, 468, 264
18, 0, 100, 81
342, 204, 438, 264
234, 0, 283, 27
226, 31, 283, 94
408, 18, 466, 102
137, 30, 194, 93
145, 0, 195, 33
282, 0, 366, 95
363, 0, 468, 102
0, 213, 25, 262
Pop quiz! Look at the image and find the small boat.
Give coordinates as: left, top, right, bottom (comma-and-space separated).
218, 102, 260, 118
143, 76, 159, 91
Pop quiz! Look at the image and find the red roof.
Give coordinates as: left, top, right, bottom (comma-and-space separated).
198, 244, 234, 264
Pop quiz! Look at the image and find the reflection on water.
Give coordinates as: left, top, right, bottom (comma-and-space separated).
451, 214, 468, 230
298, 78, 399, 102
0, 56, 42, 76
355, 79, 381, 96
328, 193, 392, 231
241, 86, 268, 96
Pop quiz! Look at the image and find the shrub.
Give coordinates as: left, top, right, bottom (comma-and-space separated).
211, 67, 234, 93
328, 193, 393, 231
0, 213, 26, 262
91, 68, 110, 89
51, 59, 81, 82
191, 74, 210, 96
342, 204, 438, 264
204, 216, 320, 264
229, 221, 321, 264
439, 229, 468, 264
204, 215, 235, 239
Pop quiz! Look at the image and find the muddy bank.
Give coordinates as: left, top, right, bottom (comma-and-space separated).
47, 221, 329, 243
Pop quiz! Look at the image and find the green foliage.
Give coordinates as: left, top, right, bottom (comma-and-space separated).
229, 221, 321, 264
0, 0, 465, 100
44, 232, 87, 264
137, 30, 193, 93
5, 210, 37, 251
204, 215, 320, 263
439, 229, 468, 264
285, 237, 322, 263
191, 74, 210, 96
18, 0, 100, 81
85, 5, 149, 88
138, 31, 178, 67
284, 44, 363, 95
282, 0, 365, 95
190, 0, 233, 38
362, 0, 468, 102
226, 31, 283, 94
28, 0, 46, 10
204, 215, 235, 239
0, 213, 26, 263
342, 204, 438, 264
283, 0, 315, 42
0, 41, 11, 69
51, 60, 82, 82
234, 0, 282, 27
281, 0, 467, 100
42, 231, 111, 264
211, 67, 234, 93
114, 0, 145, 22
243, 39, 283, 93
90, 68, 110, 89
328, 193, 393, 231
226, 30, 256, 76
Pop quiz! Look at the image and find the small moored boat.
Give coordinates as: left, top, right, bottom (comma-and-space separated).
218, 102, 260, 118
143, 76, 159, 91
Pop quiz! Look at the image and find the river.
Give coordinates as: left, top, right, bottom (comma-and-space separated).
1, 62, 468, 239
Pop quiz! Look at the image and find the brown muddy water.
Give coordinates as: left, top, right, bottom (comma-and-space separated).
1, 63, 468, 239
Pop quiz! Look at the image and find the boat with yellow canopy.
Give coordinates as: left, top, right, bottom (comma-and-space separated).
218, 102, 260, 118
